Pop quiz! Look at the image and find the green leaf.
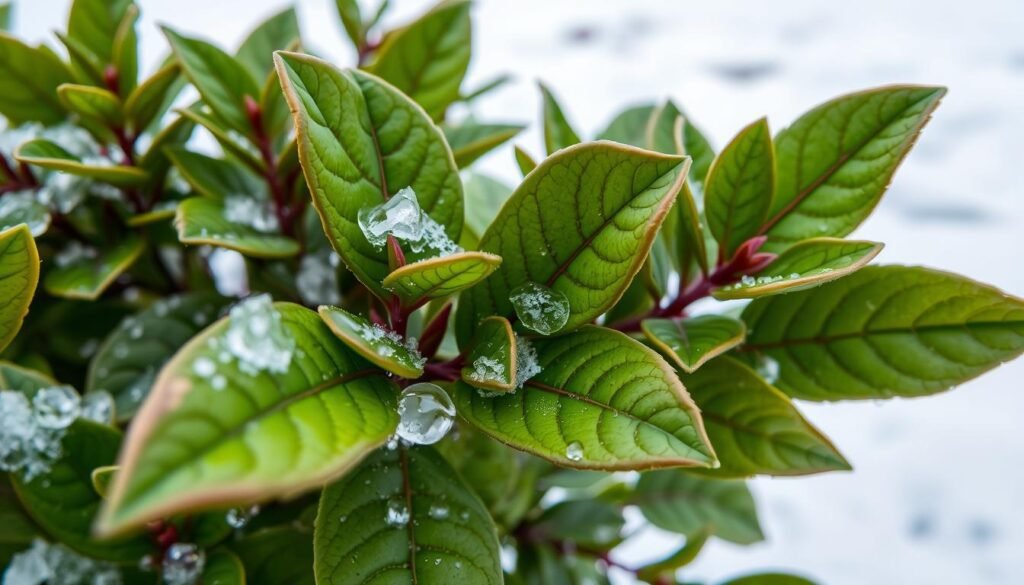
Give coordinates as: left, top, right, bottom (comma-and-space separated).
740, 265, 1024, 400
275, 52, 463, 298
0, 33, 71, 124
680, 357, 850, 477
462, 173, 512, 241
91, 465, 117, 499
713, 238, 883, 300
443, 121, 524, 168
460, 316, 516, 392
15, 139, 149, 187
680, 115, 715, 192
0, 225, 39, 353
202, 549, 246, 585
236, 6, 300, 80
318, 305, 425, 378
232, 525, 314, 585
533, 499, 625, 551
383, 252, 502, 302
124, 62, 181, 132
0, 361, 54, 394
67, 0, 133, 66
367, 0, 472, 121
163, 26, 261, 139
597, 103, 655, 146
642, 314, 745, 373
176, 107, 265, 173
57, 84, 124, 129
636, 531, 709, 582
111, 4, 139, 97
96, 303, 399, 537
315, 445, 503, 585
633, 469, 763, 545
56, 31, 105, 86
166, 147, 265, 200
0, 3, 10, 32
539, 82, 581, 154
513, 145, 536, 176
1, 475, 39, 566
455, 142, 689, 344
12, 420, 154, 561
138, 113, 195, 177
455, 326, 715, 469
436, 425, 524, 526
86, 293, 230, 422
720, 573, 818, 585
705, 118, 775, 260
175, 197, 300, 259
43, 236, 144, 300
760, 85, 946, 252
335, 0, 365, 50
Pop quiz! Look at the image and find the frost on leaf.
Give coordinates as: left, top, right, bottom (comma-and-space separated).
223, 196, 279, 233
395, 383, 456, 445
161, 543, 205, 585
0, 386, 84, 481
296, 247, 341, 306
468, 356, 505, 385
3, 538, 122, 585
509, 282, 570, 335
224, 294, 295, 374
513, 334, 541, 389
0, 191, 50, 236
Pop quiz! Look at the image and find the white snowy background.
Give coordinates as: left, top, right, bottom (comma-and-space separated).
13, 0, 1024, 583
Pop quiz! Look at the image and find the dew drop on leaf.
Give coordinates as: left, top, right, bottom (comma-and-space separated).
225, 505, 260, 529
32, 386, 80, 430
428, 503, 450, 520
81, 391, 115, 424
162, 543, 205, 585
385, 497, 410, 526
509, 282, 570, 335
395, 383, 456, 445
755, 353, 780, 384
565, 441, 584, 462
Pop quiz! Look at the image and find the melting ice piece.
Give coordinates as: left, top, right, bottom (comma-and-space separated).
468, 356, 505, 385
0, 391, 64, 481
565, 441, 584, 462
513, 335, 541, 389
296, 248, 341, 306
358, 187, 423, 248
385, 497, 410, 526
81, 391, 115, 424
224, 196, 279, 233
408, 215, 460, 257
32, 386, 81, 430
395, 383, 456, 445
4, 538, 122, 585
0, 191, 51, 237
509, 282, 570, 335
225, 294, 295, 374
225, 505, 260, 529
162, 543, 205, 585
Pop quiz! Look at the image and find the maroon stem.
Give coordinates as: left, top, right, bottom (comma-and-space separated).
246, 95, 295, 237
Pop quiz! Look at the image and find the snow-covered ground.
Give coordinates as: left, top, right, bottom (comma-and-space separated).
14, 0, 1024, 583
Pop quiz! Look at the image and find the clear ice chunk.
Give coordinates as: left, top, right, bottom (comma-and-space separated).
358, 187, 423, 248
395, 383, 456, 445
509, 282, 570, 335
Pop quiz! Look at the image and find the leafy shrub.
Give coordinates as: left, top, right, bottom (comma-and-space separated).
0, 0, 1021, 584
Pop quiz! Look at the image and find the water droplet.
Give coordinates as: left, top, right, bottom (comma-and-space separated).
225, 294, 295, 374
756, 354, 780, 384
163, 543, 205, 585
225, 505, 260, 529
32, 386, 80, 429
428, 503, 450, 520
509, 282, 570, 335
211, 375, 227, 391
80, 392, 114, 424
192, 357, 216, 378
395, 383, 456, 445
565, 441, 584, 461
385, 497, 410, 526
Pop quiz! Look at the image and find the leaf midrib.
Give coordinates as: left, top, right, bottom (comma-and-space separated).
740, 320, 1024, 351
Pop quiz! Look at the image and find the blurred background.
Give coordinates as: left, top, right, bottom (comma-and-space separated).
13, 1, 1024, 583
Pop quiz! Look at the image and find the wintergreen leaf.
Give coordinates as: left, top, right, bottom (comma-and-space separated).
0, 34, 71, 124
163, 26, 261, 139
232, 525, 314, 585
713, 238, 883, 300
0, 225, 39, 353
124, 62, 181, 132
740, 265, 1024, 400
642, 314, 745, 373
720, 574, 817, 585
680, 357, 850, 477
0, 361, 54, 394
12, 420, 154, 561
111, 4, 139, 97
335, 0, 365, 50
166, 147, 265, 200
176, 107, 264, 173
0, 476, 38, 566
633, 470, 763, 544
455, 142, 689, 344
15, 139, 148, 187
318, 305, 425, 378
455, 326, 715, 469
460, 316, 516, 392
202, 549, 246, 585
175, 197, 300, 259
236, 6, 300, 81
315, 445, 503, 585
597, 103, 655, 146
705, 118, 775, 260
275, 52, 463, 298
533, 499, 625, 551
761, 85, 946, 252
514, 145, 536, 176
56, 31, 105, 86
539, 82, 581, 154
96, 303, 399, 536
383, 252, 502, 302
57, 84, 124, 129
67, 0, 133, 67
443, 121, 524, 168
367, 0, 472, 121
43, 236, 144, 301
462, 173, 512, 241
86, 293, 229, 422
